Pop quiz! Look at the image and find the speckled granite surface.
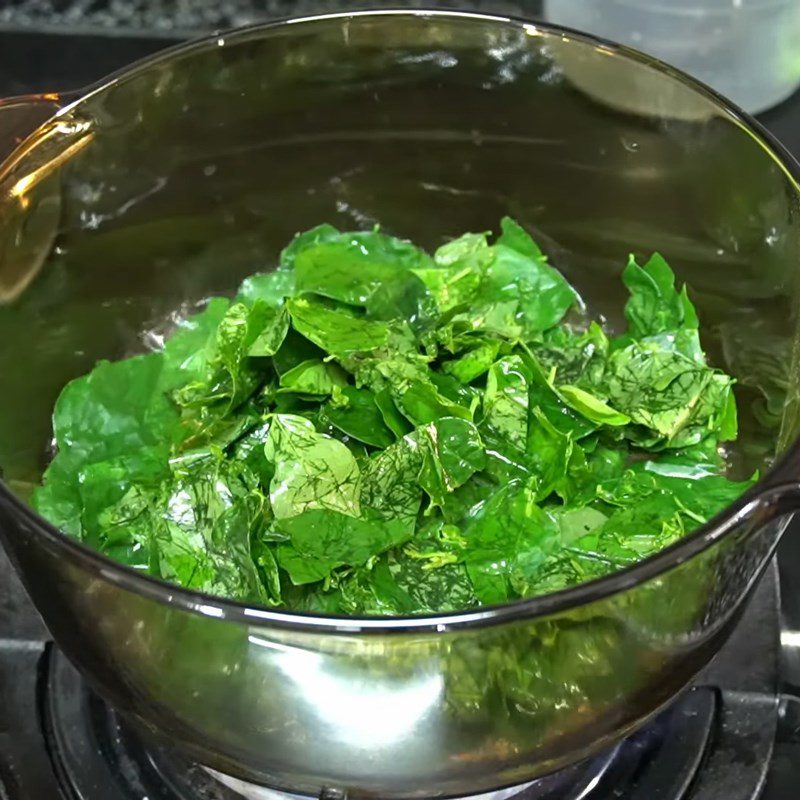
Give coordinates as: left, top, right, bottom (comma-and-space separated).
0, 0, 543, 37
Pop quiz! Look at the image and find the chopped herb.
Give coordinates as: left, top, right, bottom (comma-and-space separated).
34, 219, 752, 612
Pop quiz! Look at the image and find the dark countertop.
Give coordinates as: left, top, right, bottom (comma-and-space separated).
761, 99, 800, 162
0, 1, 539, 38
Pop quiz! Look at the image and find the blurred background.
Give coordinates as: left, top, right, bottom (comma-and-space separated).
0, 1, 798, 113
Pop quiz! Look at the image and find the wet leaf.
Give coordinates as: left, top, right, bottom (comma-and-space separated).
35, 219, 749, 620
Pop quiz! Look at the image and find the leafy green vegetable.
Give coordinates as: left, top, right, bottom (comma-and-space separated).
417, 418, 486, 511
464, 480, 561, 604
277, 359, 347, 397
482, 218, 577, 338
604, 342, 735, 448
34, 219, 752, 614
320, 386, 395, 448
482, 355, 531, 450
264, 414, 361, 519
557, 385, 630, 427
359, 432, 424, 530
277, 510, 410, 585
287, 295, 394, 356
293, 228, 432, 306
622, 253, 699, 340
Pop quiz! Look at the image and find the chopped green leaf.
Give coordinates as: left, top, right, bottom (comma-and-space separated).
277, 510, 410, 585
264, 414, 361, 519
34, 219, 750, 622
321, 386, 395, 448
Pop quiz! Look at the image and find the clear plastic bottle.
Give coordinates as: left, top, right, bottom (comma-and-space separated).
543, 0, 800, 113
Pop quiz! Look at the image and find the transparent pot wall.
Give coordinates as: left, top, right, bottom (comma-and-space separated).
0, 13, 799, 798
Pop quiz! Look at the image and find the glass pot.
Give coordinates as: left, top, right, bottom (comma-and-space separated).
1, 11, 800, 799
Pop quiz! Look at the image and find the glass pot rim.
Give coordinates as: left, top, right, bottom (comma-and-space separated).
2, 8, 799, 634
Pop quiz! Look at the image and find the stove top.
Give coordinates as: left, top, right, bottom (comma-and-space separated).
0, 563, 787, 800
2, 5, 800, 799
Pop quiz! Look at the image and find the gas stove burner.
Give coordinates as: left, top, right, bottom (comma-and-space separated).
39, 644, 774, 800
205, 769, 548, 800
203, 750, 617, 800
204, 770, 546, 800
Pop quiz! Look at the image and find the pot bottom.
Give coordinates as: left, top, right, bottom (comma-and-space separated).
43, 644, 745, 800
38, 562, 784, 799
